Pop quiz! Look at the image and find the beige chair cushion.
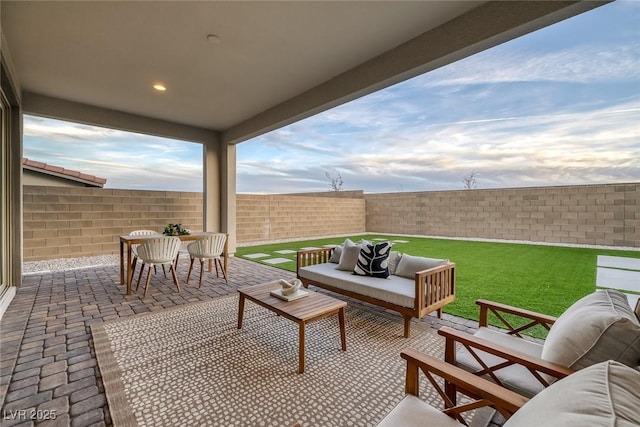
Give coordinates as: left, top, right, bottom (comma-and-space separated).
376, 395, 462, 427
541, 289, 640, 370
504, 360, 640, 427
456, 327, 545, 397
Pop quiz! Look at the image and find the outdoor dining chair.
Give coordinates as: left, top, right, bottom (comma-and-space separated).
129, 229, 161, 276
186, 233, 228, 287
135, 236, 182, 297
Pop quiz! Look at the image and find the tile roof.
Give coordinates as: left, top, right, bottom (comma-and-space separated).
22, 158, 107, 187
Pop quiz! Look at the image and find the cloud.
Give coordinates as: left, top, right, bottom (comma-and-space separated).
23, 116, 203, 191
237, 100, 640, 193
417, 46, 640, 88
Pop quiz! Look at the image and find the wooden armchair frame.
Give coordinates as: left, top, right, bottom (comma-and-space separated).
400, 348, 528, 425
476, 299, 556, 337
438, 299, 573, 404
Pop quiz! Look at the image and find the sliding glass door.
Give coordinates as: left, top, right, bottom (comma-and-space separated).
0, 89, 10, 304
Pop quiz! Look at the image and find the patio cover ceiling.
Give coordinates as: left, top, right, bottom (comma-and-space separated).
2, 1, 605, 144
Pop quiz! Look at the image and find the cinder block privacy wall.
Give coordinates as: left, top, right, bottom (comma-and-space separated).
366, 183, 639, 247
23, 186, 203, 261
236, 193, 366, 243
22, 187, 367, 261
23, 182, 639, 261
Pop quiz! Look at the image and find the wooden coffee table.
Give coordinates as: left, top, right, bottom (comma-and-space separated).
237, 281, 347, 373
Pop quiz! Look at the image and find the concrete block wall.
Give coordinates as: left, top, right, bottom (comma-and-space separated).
23, 186, 203, 261
22, 183, 638, 261
365, 183, 639, 247
285, 190, 365, 199
236, 194, 366, 243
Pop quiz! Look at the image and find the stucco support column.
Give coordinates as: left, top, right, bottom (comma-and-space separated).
203, 139, 221, 233
221, 142, 236, 254
203, 138, 236, 255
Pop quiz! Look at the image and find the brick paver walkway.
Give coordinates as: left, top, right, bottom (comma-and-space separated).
0, 258, 477, 426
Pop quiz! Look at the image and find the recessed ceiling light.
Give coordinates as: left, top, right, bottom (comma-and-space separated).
207, 34, 222, 45
153, 83, 167, 92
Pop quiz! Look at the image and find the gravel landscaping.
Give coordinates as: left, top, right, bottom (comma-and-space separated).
22, 254, 120, 275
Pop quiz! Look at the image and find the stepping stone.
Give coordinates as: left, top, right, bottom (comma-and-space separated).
596, 267, 640, 293
262, 257, 293, 265
243, 253, 271, 259
300, 247, 321, 250
274, 250, 297, 254
597, 255, 640, 271
392, 240, 409, 243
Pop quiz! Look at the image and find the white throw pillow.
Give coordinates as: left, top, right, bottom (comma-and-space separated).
394, 254, 448, 280
504, 361, 640, 427
541, 289, 640, 370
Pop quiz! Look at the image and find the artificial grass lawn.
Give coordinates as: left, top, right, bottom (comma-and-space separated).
236, 234, 640, 336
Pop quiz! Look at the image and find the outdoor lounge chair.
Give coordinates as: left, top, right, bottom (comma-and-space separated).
377, 350, 640, 427
135, 236, 182, 297
437, 289, 640, 404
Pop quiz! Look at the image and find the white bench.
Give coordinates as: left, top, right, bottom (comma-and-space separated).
596, 255, 640, 310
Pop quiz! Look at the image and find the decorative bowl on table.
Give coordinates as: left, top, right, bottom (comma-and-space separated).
163, 223, 191, 236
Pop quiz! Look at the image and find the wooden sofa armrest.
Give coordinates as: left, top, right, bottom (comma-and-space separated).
414, 263, 455, 314
415, 262, 456, 278
476, 299, 557, 337
296, 247, 334, 273
401, 348, 528, 421
438, 326, 572, 386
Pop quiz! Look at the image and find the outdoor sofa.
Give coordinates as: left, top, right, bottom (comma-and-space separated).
296, 239, 455, 337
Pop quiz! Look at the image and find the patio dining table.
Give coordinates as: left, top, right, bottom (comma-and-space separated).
119, 232, 229, 295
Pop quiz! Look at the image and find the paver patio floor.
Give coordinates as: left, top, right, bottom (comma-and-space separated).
0, 257, 476, 426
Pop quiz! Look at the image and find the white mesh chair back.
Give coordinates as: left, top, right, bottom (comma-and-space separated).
186, 233, 228, 286
137, 237, 181, 265
188, 233, 226, 259
129, 229, 160, 256
129, 229, 159, 237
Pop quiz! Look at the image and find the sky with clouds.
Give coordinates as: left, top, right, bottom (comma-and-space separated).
23, 1, 639, 194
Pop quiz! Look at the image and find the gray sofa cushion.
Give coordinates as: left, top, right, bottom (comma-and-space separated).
395, 254, 448, 280
299, 263, 415, 308
329, 245, 342, 263
541, 289, 640, 370
504, 360, 640, 427
388, 251, 402, 275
